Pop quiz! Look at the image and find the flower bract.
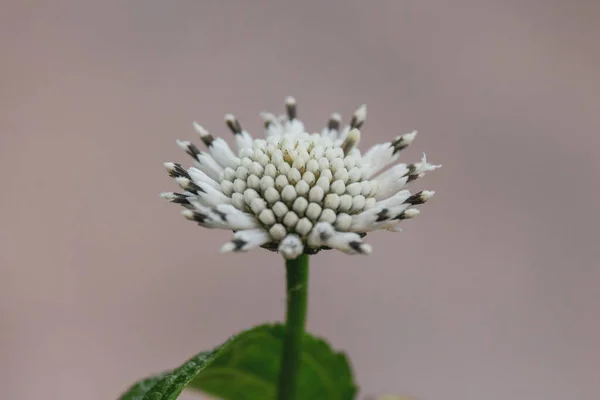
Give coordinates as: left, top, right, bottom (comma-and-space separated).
162, 97, 439, 259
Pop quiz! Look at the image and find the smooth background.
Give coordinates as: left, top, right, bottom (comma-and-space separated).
1, 1, 599, 399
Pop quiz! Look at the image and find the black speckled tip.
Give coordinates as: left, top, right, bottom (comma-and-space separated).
259, 232, 367, 256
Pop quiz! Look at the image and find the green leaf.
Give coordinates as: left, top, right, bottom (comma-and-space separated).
119, 324, 357, 400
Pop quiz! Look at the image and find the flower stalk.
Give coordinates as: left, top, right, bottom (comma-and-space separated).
277, 253, 309, 400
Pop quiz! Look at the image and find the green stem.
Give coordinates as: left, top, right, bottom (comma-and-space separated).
277, 253, 309, 400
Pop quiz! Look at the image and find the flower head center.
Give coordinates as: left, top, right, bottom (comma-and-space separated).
219, 132, 377, 241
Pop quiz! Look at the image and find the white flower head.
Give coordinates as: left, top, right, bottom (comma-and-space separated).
161, 97, 440, 259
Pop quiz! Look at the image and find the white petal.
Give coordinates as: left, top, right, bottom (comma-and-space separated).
284, 119, 305, 135
235, 131, 254, 150
307, 222, 371, 254
374, 176, 409, 201
364, 148, 395, 178
209, 138, 240, 168
176, 139, 200, 159
192, 122, 214, 147
212, 204, 259, 230
260, 112, 284, 136
350, 198, 412, 233
221, 228, 271, 252
225, 114, 254, 149
187, 167, 220, 189
187, 182, 231, 207
160, 192, 192, 207
195, 153, 223, 181
269, 224, 287, 241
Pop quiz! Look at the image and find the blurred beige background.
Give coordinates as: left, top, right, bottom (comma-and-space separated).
1, 1, 599, 399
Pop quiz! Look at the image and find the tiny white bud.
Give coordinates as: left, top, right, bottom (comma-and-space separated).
281, 185, 297, 203
235, 166, 249, 180
271, 151, 284, 166
269, 223, 287, 241
348, 167, 362, 182
241, 157, 253, 169
320, 169, 333, 180
302, 171, 316, 186
264, 187, 280, 204
360, 181, 372, 196
257, 154, 270, 167
331, 158, 345, 173
315, 177, 330, 193
250, 161, 264, 176
250, 198, 267, 215
272, 201, 289, 218
292, 157, 305, 170
308, 186, 325, 203
292, 197, 309, 216
346, 182, 362, 196
278, 162, 291, 175
220, 180, 234, 196
264, 163, 277, 178
319, 208, 337, 224
318, 157, 330, 170
339, 194, 353, 212
298, 149, 309, 160
325, 148, 337, 161
331, 147, 342, 158
247, 174, 260, 190
243, 188, 260, 205
283, 211, 299, 228
252, 148, 264, 160
351, 195, 366, 212
312, 145, 325, 159
324, 193, 340, 210
287, 168, 302, 184
344, 156, 357, 170
330, 180, 345, 195
306, 203, 322, 221
259, 209, 276, 226
334, 168, 349, 183
233, 178, 246, 194
306, 159, 319, 173
295, 180, 310, 196
259, 176, 275, 192
335, 213, 352, 231
275, 174, 289, 190
295, 218, 313, 236
223, 167, 236, 181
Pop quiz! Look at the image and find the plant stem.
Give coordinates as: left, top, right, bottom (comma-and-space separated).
277, 253, 309, 400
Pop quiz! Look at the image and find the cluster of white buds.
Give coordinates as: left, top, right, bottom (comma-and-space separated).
161, 97, 439, 259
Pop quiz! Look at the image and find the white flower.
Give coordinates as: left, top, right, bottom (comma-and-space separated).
161, 97, 440, 259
